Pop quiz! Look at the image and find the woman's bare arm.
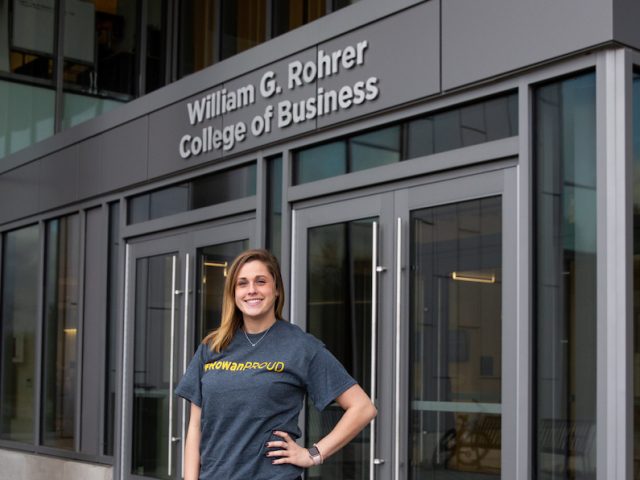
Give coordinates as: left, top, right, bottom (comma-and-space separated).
184, 402, 202, 480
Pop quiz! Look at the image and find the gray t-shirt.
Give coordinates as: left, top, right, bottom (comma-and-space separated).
175, 319, 357, 480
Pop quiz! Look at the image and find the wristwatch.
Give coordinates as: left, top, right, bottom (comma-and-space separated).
308, 444, 323, 465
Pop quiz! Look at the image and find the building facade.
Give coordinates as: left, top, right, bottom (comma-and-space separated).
1, 0, 640, 479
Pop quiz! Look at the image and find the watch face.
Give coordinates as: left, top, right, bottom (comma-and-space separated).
308, 446, 320, 457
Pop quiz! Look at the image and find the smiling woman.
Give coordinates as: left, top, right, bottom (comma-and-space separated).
175, 249, 377, 480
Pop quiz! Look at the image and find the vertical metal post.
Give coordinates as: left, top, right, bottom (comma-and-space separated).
168, 255, 177, 476
394, 217, 402, 480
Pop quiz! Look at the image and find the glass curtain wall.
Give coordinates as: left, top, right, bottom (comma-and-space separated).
272, 0, 326, 37
0, 79, 55, 159
534, 72, 597, 479
0, 0, 55, 79
42, 215, 81, 450
0, 225, 40, 444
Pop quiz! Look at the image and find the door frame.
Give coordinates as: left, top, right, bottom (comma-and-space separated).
118, 218, 255, 480
291, 164, 518, 479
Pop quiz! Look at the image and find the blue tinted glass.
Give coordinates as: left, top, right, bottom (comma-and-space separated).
294, 93, 517, 185
350, 126, 401, 172
0, 80, 54, 159
128, 163, 257, 224
534, 72, 596, 478
62, 93, 122, 130
294, 141, 347, 184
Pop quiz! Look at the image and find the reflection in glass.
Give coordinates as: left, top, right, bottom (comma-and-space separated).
293, 93, 518, 185
295, 141, 347, 185
1, 0, 54, 79
128, 163, 257, 224
0, 225, 40, 443
409, 197, 502, 480
42, 215, 81, 449
267, 155, 283, 261
63, 0, 138, 97
132, 254, 177, 478
272, 0, 326, 37
632, 70, 640, 478
179, 0, 217, 78
145, 1, 167, 93
0, 80, 55, 159
62, 92, 122, 130
306, 219, 373, 480
196, 240, 249, 343
350, 126, 401, 172
534, 72, 596, 479
220, 0, 266, 61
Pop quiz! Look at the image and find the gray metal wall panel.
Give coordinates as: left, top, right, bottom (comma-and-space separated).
0, 162, 39, 224
222, 47, 318, 155
80, 207, 107, 455
101, 118, 149, 191
317, 1, 440, 128
148, 94, 223, 179
613, 0, 640, 50
38, 147, 79, 211
442, 0, 613, 90
78, 137, 103, 199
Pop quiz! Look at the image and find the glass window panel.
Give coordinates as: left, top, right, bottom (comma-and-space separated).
63, 0, 138, 97
104, 202, 119, 456
42, 215, 81, 449
2, 0, 54, 79
294, 141, 347, 185
433, 110, 463, 153
0, 80, 54, 159
460, 103, 487, 146
409, 197, 502, 479
294, 93, 517, 185
406, 118, 435, 159
267, 155, 283, 261
195, 240, 249, 343
272, 0, 326, 37
0, 225, 40, 443
534, 72, 597, 478
145, 0, 167, 93
350, 125, 401, 172
178, 0, 217, 78
131, 253, 176, 477
305, 218, 373, 480
220, 0, 266, 61
128, 163, 257, 224
62, 92, 123, 130
633, 69, 640, 477
333, 0, 359, 9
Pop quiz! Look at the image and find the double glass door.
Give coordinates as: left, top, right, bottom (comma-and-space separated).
293, 168, 516, 479
121, 220, 253, 480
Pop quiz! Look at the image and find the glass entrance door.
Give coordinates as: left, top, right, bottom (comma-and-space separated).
293, 168, 516, 479
121, 220, 253, 480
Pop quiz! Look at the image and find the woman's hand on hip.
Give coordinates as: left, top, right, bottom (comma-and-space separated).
266, 431, 314, 468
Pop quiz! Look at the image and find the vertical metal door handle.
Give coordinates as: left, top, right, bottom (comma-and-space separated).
370, 222, 379, 480
181, 253, 190, 478
394, 217, 402, 480
168, 255, 177, 476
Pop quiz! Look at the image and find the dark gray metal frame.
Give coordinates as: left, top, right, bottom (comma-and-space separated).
119, 218, 256, 480
291, 160, 518, 479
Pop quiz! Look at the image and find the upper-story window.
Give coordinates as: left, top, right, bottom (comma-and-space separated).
178, 0, 359, 78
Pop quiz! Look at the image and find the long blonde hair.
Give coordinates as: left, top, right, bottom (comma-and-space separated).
203, 249, 285, 352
